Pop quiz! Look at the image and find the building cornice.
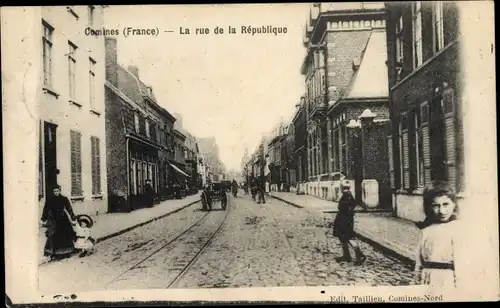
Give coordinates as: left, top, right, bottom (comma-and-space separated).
174, 129, 186, 140
327, 96, 388, 115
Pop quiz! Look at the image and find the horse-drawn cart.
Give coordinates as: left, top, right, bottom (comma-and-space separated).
201, 182, 228, 211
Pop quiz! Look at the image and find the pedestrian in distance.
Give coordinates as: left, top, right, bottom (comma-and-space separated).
257, 179, 266, 204
330, 181, 366, 266
144, 179, 155, 207
250, 178, 258, 201
413, 181, 463, 289
40, 184, 78, 261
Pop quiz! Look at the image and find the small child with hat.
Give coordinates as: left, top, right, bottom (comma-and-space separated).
73, 214, 96, 257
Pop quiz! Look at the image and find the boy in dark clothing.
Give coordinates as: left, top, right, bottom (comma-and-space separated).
331, 181, 366, 266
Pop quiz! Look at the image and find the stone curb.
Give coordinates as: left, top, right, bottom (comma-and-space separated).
270, 193, 414, 264
269, 194, 304, 209
354, 225, 415, 265
39, 199, 200, 266
96, 199, 201, 243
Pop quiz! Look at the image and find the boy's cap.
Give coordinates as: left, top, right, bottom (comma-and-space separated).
341, 180, 351, 188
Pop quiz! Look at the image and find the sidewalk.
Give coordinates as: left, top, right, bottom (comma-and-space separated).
270, 192, 420, 263
38, 193, 201, 265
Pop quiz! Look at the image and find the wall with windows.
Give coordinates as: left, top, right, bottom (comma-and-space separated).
38, 6, 107, 216
386, 1, 463, 222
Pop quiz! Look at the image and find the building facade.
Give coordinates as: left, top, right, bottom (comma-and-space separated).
105, 37, 176, 212
173, 114, 200, 191
302, 2, 391, 206
385, 1, 463, 222
198, 137, 224, 182
292, 99, 308, 189
38, 6, 108, 216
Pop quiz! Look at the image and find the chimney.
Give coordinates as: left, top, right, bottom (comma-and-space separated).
105, 37, 118, 87
127, 65, 139, 78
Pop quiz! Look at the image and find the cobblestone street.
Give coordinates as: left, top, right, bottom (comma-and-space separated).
176, 193, 414, 288
38, 193, 414, 294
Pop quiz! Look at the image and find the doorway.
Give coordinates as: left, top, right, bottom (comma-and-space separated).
44, 122, 58, 194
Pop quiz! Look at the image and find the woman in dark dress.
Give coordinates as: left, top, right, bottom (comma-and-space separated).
40, 185, 77, 260
332, 181, 366, 266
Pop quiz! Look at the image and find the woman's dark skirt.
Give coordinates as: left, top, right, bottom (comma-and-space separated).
44, 216, 76, 258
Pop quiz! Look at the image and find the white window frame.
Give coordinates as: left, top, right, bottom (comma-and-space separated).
412, 1, 423, 68
134, 113, 140, 133
433, 1, 445, 53
42, 21, 54, 87
145, 119, 150, 137
89, 58, 96, 109
395, 16, 404, 63
68, 42, 77, 100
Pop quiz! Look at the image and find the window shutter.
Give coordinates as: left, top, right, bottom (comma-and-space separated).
443, 89, 457, 189
387, 135, 395, 188
71, 131, 77, 195
39, 121, 44, 198
402, 131, 410, 189
91, 137, 96, 195
420, 102, 431, 184
71, 130, 82, 196
76, 131, 82, 195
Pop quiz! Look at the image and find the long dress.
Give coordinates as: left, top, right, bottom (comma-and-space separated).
333, 192, 356, 242
414, 219, 462, 289
41, 195, 77, 258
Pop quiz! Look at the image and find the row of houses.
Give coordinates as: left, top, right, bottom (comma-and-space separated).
245, 1, 464, 223
36, 6, 223, 216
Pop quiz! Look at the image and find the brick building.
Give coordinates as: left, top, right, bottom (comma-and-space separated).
37, 6, 108, 216
105, 37, 177, 212
301, 2, 391, 206
385, 1, 463, 222
292, 98, 308, 190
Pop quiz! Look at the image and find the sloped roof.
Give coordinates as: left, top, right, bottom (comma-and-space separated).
117, 65, 143, 104
344, 30, 389, 99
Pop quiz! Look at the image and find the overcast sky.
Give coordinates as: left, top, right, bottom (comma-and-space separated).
104, 4, 309, 171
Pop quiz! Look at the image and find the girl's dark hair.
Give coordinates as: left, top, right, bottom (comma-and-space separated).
52, 184, 61, 190
416, 181, 458, 229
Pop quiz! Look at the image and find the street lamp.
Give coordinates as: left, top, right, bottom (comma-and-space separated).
358, 109, 377, 126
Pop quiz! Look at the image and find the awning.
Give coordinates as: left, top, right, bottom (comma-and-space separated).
169, 163, 190, 178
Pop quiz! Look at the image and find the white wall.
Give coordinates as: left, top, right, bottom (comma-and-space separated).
39, 6, 108, 216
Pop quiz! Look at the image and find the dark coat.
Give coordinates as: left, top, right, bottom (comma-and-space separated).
41, 195, 77, 256
333, 191, 356, 241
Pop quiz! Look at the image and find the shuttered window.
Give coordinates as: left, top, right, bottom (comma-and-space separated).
387, 135, 395, 188
91, 136, 101, 195
38, 121, 44, 199
401, 113, 410, 189
443, 89, 457, 190
70, 130, 83, 196
420, 102, 431, 184
414, 112, 425, 187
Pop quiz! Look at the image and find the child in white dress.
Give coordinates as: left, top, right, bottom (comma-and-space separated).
73, 215, 96, 257
414, 181, 461, 289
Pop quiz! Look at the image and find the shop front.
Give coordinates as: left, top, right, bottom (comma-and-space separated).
128, 139, 160, 210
